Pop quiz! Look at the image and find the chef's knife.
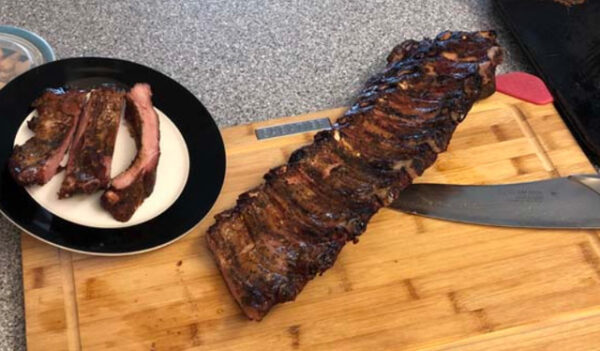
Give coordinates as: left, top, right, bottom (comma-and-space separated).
389, 174, 600, 229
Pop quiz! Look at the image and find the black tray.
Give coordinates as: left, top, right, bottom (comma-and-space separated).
495, 0, 600, 170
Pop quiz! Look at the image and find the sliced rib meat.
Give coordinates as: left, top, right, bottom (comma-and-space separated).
206, 30, 503, 321
101, 83, 160, 222
9, 90, 87, 186
59, 88, 125, 198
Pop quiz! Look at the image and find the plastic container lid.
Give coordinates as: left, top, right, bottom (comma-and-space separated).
0, 26, 55, 89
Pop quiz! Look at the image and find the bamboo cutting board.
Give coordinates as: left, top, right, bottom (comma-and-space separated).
21, 92, 600, 350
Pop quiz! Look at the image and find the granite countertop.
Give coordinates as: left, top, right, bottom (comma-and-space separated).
0, 1, 529, 349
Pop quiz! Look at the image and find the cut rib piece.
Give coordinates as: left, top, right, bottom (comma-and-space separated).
59, 88, 125, 198
101, 83, 160, 222
206, 30, 503, 321
9, 90, 87, 186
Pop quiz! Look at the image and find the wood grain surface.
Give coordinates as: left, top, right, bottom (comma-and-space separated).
21, 92, 600, 350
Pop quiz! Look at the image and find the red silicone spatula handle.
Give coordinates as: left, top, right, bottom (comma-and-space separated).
495, 72, 554, 105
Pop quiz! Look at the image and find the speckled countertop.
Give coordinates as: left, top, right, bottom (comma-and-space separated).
0, 1, 529, 349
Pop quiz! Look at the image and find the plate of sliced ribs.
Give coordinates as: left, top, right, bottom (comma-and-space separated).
0, 58, 225, 255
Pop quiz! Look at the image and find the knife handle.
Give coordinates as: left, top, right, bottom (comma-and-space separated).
568, 174, 600, 195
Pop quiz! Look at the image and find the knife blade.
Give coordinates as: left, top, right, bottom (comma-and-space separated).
389, 174, 600, 229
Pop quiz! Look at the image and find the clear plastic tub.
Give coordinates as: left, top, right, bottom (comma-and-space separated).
0, 26, 55, 89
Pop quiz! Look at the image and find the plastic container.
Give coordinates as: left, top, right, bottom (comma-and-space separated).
0, 26, 55, 89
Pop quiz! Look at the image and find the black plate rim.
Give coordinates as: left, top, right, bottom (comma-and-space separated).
0, 57, 226, 255
0, 205, 208, 257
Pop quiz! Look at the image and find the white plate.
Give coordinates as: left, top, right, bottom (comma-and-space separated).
14, 108, 190, 228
